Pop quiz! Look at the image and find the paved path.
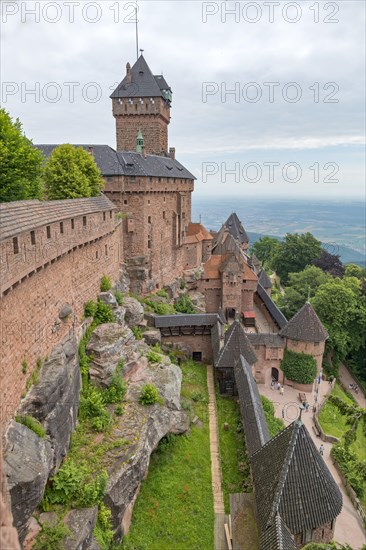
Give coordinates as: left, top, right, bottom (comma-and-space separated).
259, 381, 366, 550
339, 363, 366, 408
207, 364, 225, 514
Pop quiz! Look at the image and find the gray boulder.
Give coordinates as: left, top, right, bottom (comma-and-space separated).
3, 421, 53, 544
123, 297, 144, 327
98, 292, 117, 308
19, 335, 81, 473
59, 303, 73, 320
114, 305, 127, 327
87, 323, 134, 386
143, 330, 161, 347
63, 507, 98, 550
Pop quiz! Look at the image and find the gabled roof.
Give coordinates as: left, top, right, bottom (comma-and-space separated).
256, 284, 287, 329
203, 254, 225, 279
185, 223, 213, 244
211, 322, 222, 364
110, 55, 171, 99
213, 230, 242, 256
234, 356, 270, 456
251, 420, 342, 534
259, 269, 272, 289
0, 196, 116, 241
224, 213, 249, 244
259, 514, 296, 550
280, 302, 329, 343
34, 145, 195, 180
216, 321, 257, 368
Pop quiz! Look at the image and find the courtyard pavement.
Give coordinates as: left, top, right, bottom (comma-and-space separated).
258, 380, 366, 549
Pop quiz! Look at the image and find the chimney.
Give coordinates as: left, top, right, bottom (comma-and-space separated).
141, 144, 146, 159
169, 147, 176, 160
88, 146, 94, 156
126, 62, 131, 83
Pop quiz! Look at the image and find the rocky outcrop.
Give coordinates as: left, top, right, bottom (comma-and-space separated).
59, 303, 73, 320
123, 297, 144, 327
63, 507, 98, 550
143, 330, 161, 347
87, 323, 138, 386
19, 335, 81, 473
98, 291, 118, 308
104, 359, 189, 536
3, 421, 53, 544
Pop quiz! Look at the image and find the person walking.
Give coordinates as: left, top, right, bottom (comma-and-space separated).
277, 382, 281, 391
271, 380, 275, 391
280, 385, 284, 396
319, 444, 324, 456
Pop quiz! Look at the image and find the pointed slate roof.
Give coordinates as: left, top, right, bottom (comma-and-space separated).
215, 321, 257, 368
256, 283, 287, 329
225, 213, 249, 244
280, 302, 329, 343
259, 269, 272, 290
251, 420, 342, 534
110, 55, 171, 99
259, 514, 296, 550
234, 356, 270, 456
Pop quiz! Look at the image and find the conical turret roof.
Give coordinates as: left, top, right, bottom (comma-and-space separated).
252, 420, 342, 534
111, 55, 171, 99
279, 302, 328, 343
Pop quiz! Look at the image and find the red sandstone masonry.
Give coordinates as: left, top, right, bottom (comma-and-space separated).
0, 224, 122, 428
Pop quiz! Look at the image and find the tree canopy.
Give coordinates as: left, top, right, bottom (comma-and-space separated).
0, 108, 43, 202
312, 277, 366, 360
281, 349, 317, 385
271, 232, 322, 284
43, 144, 104, 200
344, 264, 366, 280
250, 236, 281, 268
312, 249, 345, 278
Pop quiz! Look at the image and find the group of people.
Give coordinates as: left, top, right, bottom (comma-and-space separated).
349, 383, 360, 394
271, 379, 284, 395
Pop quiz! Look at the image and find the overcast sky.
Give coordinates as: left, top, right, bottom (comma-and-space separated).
1, 0, 365, 199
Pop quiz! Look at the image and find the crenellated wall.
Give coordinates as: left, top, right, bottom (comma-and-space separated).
0, 197, 123, 428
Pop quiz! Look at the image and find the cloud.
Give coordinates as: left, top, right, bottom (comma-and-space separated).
1, 0, 365, 199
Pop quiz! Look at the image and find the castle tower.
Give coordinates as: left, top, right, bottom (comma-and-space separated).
279, 301, 329, 371
110, 55, 172, 154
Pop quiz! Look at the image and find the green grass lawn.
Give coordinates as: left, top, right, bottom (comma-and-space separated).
122, 361, 214, 550
319, 383, 366, 461
215, 389, 252, 513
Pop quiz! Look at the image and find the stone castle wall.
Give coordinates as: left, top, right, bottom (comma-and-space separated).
0, 215, 122, 427
113, 97, 170, 154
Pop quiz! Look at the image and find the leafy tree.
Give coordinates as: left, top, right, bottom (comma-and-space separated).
345, 264, 366, 279
250, 236, 281, 268
278, 266, 331, 318
271, 232, 322, 284
328, 395, 366, 447
312, 249, 345, 278
312, 277, 366, 360
0, 108, 43, 202
43, 144, 104, 199
281, 349, 317, 384
174, 294, 196, 314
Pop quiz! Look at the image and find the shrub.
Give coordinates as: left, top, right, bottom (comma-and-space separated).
180, 279, 187, 290
42, 458, 108, 508
94, 503, 115, 550
156, 289, 169, 299
115, 404, 124, 416
15, 415, 46, 438
147, 349, 162, 364
79, 386, 110, 431
174, 295, 196, 314
34, 522, 71, 550
114, 290, 124, 306
281, 349, 317, 384
104, 369, 127, 404
94, 300, 115, 324
139, 384, 160, 405
100, 275, 112, 292
84, 300, 97, 318
144, 299, 173, 315
331, 443, 365, 498
22, 358, 28, 374
132, 326, 143, 340
260, 396, 285, 437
